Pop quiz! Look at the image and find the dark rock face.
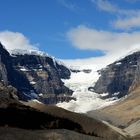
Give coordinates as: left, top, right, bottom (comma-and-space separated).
130, 60, 140, 91
0, 43, 72, 103
55, 62, 71, 79
0, 82, 19, 108
0, 43, 33, 96
93, 52, 140, 98
0, 43, 12, 84
71, 69, 92, 73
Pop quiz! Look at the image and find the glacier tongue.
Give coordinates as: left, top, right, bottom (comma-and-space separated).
57, 66, 118, 113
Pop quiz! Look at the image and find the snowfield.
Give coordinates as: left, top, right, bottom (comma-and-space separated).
57, 66, 118, 113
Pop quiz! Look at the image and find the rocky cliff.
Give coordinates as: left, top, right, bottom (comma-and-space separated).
0, 42, 73, 103
93, 51, 140, 98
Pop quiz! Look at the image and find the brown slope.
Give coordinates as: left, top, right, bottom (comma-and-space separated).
88, 86, 140, 128
125, 120, 140, 137
0, 102, 84, 132
133, 134, 140, 140
0, 127, 104, 140
24, 101, 128, 140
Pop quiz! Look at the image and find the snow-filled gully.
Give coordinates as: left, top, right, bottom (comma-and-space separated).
57, 68, 118, 113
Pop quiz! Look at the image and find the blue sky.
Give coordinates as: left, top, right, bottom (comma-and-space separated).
1, 0, 140, 59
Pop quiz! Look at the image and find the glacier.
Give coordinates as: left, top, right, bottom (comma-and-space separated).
57, 65, 119, 113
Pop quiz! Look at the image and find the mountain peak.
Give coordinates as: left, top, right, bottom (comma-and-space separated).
0, 42, 10, 57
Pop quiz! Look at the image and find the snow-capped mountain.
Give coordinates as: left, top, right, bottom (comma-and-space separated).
9, 48, 68, 71
0, 42, 73, 103
1, 41, 140, 115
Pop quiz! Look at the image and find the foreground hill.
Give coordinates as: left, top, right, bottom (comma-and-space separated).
0, 127, 103, 140
24, 101, 129, 140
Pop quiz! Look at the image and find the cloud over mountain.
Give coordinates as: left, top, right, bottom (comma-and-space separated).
0, 31, 38, 51
67, 25, 140, 54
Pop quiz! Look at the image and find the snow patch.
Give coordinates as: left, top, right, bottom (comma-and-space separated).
20, 67, 28, 72
113, 92, 120, 96
115, 62, 122, 65
100, 93, 109, 97
30, 81, 36, 85
31, 99, 43, 104
38, 93, 43, 97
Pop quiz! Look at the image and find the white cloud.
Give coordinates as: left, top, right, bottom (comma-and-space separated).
0, 31, 38, 51
58, 0, 77, 12
91, 0, 118, 13
114, 15, 140, 30
92, 0, 140, 30
92, 0, 138, 16
66, 25, 140, 69
67, 25, 140, 53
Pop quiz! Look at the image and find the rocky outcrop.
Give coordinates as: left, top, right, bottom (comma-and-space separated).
0, 42, 72, 103
0, 82, 19, 108
129, 60, 140, 92
0, 42, 12, 85
93, 52, 140, 98
71, 69, 92, 73
0, 43, 34, 96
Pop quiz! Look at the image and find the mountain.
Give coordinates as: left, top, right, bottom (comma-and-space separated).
91, 51, 140, 98
0, 42, 73, 103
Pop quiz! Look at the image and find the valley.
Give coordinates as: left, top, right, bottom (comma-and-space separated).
0, 42, 139, 140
